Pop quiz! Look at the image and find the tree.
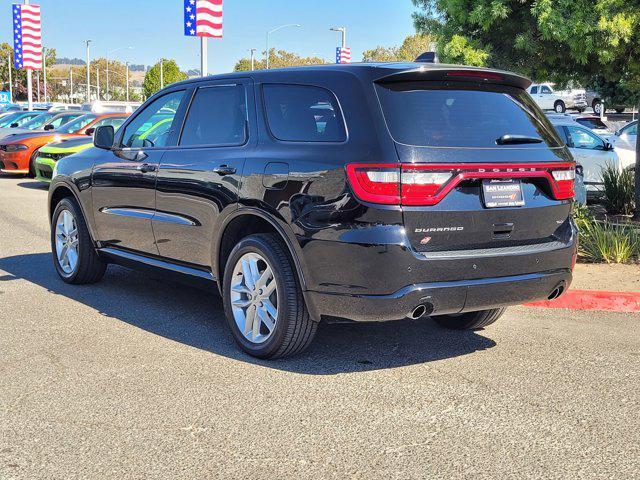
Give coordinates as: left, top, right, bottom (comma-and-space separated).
234, 49, 325, 72
412, 0, 640, 216
0, 43, 56, 101
362, 34, 435, 62
142, 59, 187, 98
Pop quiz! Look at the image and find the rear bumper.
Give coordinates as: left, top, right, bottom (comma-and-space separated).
306, 269, 572, 322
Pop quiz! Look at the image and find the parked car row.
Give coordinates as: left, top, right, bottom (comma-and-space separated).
0, 111, 128, 176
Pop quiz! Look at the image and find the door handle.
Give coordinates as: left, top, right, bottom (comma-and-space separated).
137, 163, 157, 173
212, 165, 236, 175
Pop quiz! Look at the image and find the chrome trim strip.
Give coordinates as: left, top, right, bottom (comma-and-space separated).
98, 247, 215, 281
99, 207, 154, 220
417, 240, 569, 259
153, 211, 199, 226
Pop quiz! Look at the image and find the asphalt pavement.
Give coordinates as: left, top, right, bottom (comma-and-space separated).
1, 175, 639, 479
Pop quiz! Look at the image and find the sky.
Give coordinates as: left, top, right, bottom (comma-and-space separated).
2, 0, 418, 73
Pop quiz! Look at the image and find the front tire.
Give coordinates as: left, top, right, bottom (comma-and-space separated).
593, 100, 603, 115
222, 234, 318, 359
433, 308, 506, 330
554, 101, 566, 113
51, 197, 107, 284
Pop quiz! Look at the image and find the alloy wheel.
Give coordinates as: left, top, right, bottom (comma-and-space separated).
230, 252, 279, 344
54, 209, 79, 275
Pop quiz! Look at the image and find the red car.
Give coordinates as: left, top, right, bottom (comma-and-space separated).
0, 113, 127, 176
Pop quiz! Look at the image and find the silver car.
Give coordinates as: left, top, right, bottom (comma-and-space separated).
550, 118, 620, 199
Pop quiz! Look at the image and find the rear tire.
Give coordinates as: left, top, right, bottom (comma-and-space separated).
222, 233, 318, 359
615, 108, 625, 114
593, 100, 602, 115
433, 308, 506, 330
51, 197, 107, 284
554, 101, 566, 113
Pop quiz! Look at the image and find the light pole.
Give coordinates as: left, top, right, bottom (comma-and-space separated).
125, 62, 130, 102
85, 39, 92, 103
330, 26, 347, 49
159, 59, 164, 89
69, 67, 73, 103
25, 0, 33, 111
96, 66, 100, 101
106, 46, 132, 101
42, 46, 47, 103
266, 24, 301, 69
7, 54, 12, 103
248, 48, 257, 71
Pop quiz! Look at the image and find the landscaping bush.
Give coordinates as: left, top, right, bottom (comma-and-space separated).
602, 164, 635, 215
572, 204, 640, 263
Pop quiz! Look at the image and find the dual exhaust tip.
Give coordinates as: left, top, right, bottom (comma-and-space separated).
409, 284, 565, 320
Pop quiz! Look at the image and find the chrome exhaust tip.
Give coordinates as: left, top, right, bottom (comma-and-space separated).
409, 304, 428, 320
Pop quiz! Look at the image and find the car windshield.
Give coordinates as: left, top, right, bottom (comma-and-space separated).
376, 82, 562, 148
20, 113, 57, 130
576, 118, 607, 130
55, 114, 98, 134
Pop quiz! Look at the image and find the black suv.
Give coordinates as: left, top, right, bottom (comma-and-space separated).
49, 63, 577, 358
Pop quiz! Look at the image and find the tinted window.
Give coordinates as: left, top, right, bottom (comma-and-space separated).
121, 90, 185, 148
541, 86, 552, 94
530, 86, 538, 94
376, 82, 561, 148
56, 114, 98, 134
180, 85, 247, 146
567, 126, 604, 150
92, 117, 127, 130
622, 122, 637, 136
20, 113, 56, 129
263, 84, 346, 142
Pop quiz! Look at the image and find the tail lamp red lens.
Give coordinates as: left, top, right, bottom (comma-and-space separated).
346, 162, 576, 206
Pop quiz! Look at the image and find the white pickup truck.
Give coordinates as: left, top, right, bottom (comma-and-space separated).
528, 84, 588, 113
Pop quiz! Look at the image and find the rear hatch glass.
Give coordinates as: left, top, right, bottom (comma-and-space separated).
375, 81, 572, 256
375, 81, 562, 149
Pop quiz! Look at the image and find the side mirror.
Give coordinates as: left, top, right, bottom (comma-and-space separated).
9, 123, 18, 128
44, 124, 54, 131
94, 125, 115, 150
604, 141, 614, 151
84, 127, 95, 136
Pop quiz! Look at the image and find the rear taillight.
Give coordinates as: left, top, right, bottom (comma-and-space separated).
346, 162, 576, 206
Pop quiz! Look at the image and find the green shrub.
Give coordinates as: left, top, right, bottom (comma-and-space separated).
576, 212, 640, 263
602, 164, 635, 215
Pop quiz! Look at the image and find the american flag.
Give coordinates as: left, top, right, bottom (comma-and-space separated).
336, 47, 351, 64
184, 0, 222, 38
12, 3, 43, 70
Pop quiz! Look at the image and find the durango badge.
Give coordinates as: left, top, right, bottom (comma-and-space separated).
415, 227, 464, 233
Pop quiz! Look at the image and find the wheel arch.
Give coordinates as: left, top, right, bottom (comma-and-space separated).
214, 208, 309, 293
48, 180, 98, 244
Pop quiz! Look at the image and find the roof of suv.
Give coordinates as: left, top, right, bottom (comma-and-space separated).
169, 62, 532, 90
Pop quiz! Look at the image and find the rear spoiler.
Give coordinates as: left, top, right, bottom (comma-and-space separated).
375, 66, 532, 90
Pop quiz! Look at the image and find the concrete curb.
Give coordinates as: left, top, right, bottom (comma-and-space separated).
525, 289, 640, 313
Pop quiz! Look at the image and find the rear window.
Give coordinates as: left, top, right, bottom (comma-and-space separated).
576, 118, 607, 130
263, 84, 346, 142
376, 82, 562, 148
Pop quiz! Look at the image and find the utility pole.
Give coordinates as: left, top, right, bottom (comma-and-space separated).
25, 0, 33, 111
248, 48, 256, 70
96, 66, 100, 101
7, 54, 12, 103
160, 59, 164, 89
36, 71, 40, 102
106, 58, 109, 101
43, 46, 47, 103
69, 67, 73, 104
201, 38, 208, 77
125, 61, 130, 102
85, 39, 92, 103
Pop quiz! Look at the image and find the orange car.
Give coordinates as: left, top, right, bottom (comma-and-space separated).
0, 113, 128, 176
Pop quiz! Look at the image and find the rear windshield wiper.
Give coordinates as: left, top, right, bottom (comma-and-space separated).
496, 134, 543, 145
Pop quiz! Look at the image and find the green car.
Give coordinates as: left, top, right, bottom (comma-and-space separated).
34, 137, 93, 183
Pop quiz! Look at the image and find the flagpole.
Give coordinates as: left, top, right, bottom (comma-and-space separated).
24, 0, 33, 111
201, 37, 208, 77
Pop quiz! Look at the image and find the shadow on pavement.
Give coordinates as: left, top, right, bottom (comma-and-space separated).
0, 253, 496, 374
16, 181, 49, 190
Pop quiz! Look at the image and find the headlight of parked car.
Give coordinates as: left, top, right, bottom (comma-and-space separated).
5, 144, 29, 152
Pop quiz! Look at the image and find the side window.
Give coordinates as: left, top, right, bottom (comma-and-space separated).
93, 117, 126, 130
624, 123, 637, 136
263, 84, 346, 142
121, 90, 186, 148
541, 86, 552, 94
50, 114, 79, 128
180, 85, 247, 147
567, 126, 603, 150
530, 86, 538, 94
